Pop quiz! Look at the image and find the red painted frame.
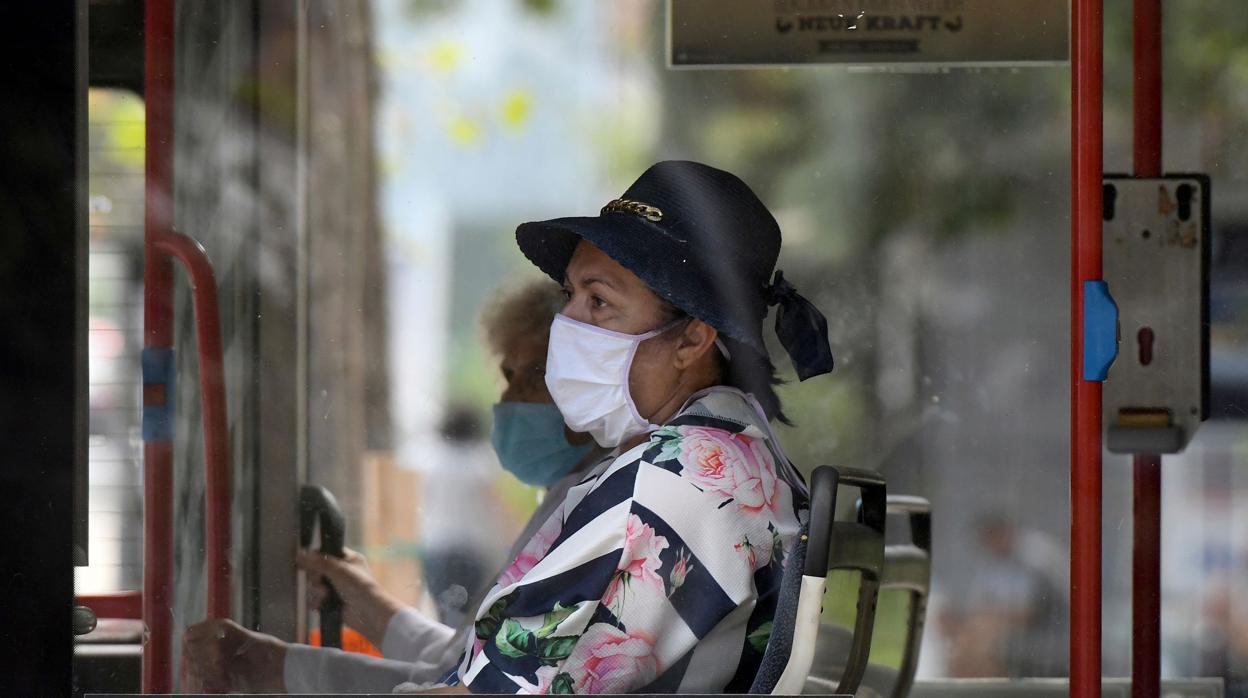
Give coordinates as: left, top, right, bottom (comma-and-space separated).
1071, 0, 1105, 696
77, 591, 143, 620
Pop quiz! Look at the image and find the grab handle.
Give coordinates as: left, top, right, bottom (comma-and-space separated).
300, 485, 346, 648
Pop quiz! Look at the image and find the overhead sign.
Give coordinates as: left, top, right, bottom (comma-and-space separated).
669, 0, 1069, 68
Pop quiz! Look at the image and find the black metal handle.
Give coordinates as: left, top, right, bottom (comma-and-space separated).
841, 467, 888, 539
885, 494, 931, 553
300, 485, 345, 648
803, 466, 839, 577
72, 605, 98, 636
804, 466, 888, 576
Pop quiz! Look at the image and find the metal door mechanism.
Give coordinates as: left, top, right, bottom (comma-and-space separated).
1099, 175, 1210, 454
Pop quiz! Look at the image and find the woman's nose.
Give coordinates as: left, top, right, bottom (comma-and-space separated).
561, 297, 592, 324
504, 379, 549, 404
500, 382, 521, 403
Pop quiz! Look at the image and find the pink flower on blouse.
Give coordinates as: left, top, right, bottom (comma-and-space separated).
562, 623, 659, 694
498, 508, 564, 588
669, 548, 693, 592
676, 427, 782, 514
603, 514, 668, 612
728, 534, 768, 574
619, 513, 669, 584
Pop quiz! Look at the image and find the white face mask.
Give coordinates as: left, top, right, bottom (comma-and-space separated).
544, 314, 679, 448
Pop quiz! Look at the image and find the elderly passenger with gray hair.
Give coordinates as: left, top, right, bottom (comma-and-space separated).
182, 279, 603, 693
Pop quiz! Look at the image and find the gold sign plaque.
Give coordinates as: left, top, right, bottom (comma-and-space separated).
669, 0, 1069, 68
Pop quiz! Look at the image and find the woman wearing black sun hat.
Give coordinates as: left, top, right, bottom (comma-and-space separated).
442, 160, 836, 694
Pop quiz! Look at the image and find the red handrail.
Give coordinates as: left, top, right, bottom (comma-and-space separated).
78, 591, 143, 620
153, 231, 233, 624
143, 0, 232, 692
1071, 1, 1105, 696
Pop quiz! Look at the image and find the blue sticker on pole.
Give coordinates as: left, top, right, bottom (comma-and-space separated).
142, 346, 176, 442
1083, 280, 1119, 381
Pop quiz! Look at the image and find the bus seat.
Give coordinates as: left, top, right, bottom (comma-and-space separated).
750, 466, 887, 696
805, 496, 932, 698
879, 496, 931, 698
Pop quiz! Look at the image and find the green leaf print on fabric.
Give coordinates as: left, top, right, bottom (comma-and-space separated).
492, 613, 581, 665
496, 619, 537, 659
539, 635, 580, 663
476, 597, 508, 641
536, 602, 576, 639
550, 672, 577, 694
648, 426, 684, 463
747, 621, 773, 654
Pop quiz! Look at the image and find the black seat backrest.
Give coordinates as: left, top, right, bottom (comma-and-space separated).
747, 520, 809, 694
749, 466, 886, 695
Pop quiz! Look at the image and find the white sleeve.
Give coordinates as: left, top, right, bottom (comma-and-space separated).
380, 607, 461, 666
283, 642, 452, 694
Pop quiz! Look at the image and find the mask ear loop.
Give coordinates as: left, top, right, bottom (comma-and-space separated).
737, 390, 809, 499
619, 317, 689, 443
626, 315, 708, 435
657, 315, 732, 360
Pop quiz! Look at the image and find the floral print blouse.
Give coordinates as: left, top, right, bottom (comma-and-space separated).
454, 387, 808, 694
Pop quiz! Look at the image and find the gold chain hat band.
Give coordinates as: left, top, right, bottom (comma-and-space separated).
601, 198, 663, 222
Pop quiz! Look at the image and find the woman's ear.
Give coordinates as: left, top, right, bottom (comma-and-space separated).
673, 319, 719, 370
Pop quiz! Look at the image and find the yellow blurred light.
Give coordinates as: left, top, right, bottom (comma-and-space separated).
500, 89, 533, 131
447, 115, 483, 147
426, 41, 463, 74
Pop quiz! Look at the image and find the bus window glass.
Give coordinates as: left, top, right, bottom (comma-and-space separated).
75, 0, 1248, 694
80, 88, 146, 597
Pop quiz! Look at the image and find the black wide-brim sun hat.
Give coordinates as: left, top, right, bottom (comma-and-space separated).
516, 160, 834, 381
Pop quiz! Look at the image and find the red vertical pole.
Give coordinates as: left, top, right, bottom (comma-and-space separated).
1133, 0, 1163, 179
143, 0, 175, 693
1071, 1, 1105, 697
1132, 454, 1162, 698
1131, 4, 1163, 698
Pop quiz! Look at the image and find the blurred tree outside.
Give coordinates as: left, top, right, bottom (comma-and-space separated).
376, 0, 1248, 682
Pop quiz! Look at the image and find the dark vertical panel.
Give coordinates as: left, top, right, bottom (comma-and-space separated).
168, 1, 265, 683
74, 0, 91, 568
287, 0, 388, 542
0, 1, 84, 693
253, 0, 302, 641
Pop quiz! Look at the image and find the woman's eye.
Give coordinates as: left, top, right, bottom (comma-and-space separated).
560, 287, 573, 301
591, 296, 607, 309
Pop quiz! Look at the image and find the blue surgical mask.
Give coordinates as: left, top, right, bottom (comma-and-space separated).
490, 402, 594, 487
